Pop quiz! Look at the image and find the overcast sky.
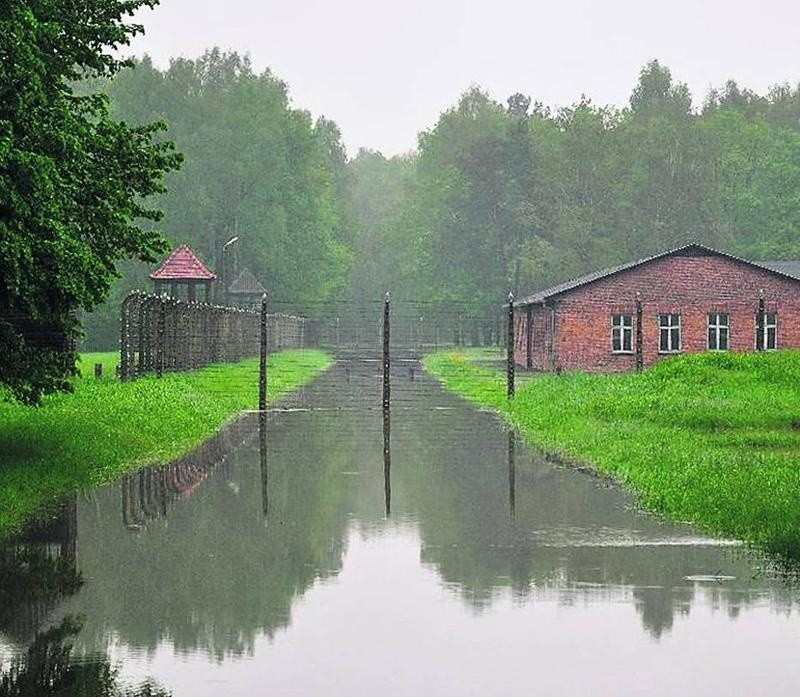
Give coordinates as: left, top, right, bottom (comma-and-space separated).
130, 0, 800, 156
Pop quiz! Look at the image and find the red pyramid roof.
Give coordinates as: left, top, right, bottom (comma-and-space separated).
150, 244, 217, 281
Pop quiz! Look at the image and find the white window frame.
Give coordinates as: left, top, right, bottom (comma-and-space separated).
707, 312, 729, 351
658, 313, 681, 354
755, 312, 778, 351
611, 314, 633, 354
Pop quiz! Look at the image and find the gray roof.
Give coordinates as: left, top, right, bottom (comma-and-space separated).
757, 260, 800, 279
516, 243, 800, 307
228, 268, 266, 295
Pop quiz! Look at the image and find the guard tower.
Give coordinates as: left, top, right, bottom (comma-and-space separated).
150, 244, 216, 302
227, 268, 267, 309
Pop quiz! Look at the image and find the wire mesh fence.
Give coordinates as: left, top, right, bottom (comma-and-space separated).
119, 291, 307, 381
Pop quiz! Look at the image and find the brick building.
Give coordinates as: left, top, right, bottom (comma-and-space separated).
512, 243, 800, 372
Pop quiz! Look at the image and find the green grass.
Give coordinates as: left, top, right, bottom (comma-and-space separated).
424, 350, 800, 560
77, 351, 119, 379
0, 350, 332, 537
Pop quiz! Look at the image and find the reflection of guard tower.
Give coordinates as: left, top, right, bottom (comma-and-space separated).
227, 268, 267, 309
150, 244, 217, 302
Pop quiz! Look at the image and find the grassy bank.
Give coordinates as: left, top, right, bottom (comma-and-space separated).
0, 350, 332, 536
424, 350, 800, 559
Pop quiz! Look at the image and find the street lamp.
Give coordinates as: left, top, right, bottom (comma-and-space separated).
222, 236, 239, 305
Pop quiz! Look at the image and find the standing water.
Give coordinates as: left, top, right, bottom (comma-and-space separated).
2, 357, 799, 696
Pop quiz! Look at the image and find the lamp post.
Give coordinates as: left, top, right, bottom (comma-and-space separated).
221, 236, 239, 306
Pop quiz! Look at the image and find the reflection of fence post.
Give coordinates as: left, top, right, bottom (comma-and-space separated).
156, 294, 166, 378
507, 292, 515, 399
635, 292, 643, 372
259, 411, 268, 516
383, 292, 390, 411
259, 293, 268, 411
756, 289, 765, 351
508, 430, 516, 517
383, 403, 391, 517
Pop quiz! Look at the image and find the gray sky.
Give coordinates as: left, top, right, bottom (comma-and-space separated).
130, 0, 800, 157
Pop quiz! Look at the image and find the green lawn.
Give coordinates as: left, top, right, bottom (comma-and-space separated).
77, 351, 119, 379
0, 350, 332, 537
424, 350, 800, 560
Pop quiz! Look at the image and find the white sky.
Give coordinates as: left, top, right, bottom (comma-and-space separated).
129, 0, 800, 156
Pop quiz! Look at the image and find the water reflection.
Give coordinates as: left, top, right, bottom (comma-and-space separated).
383, 405, 391, 517
1, 616, 170, 697
1, 357, 800, 695
259, 411, 268, 517
0, 499, 80, 644
507, 429, 515, 518
121, 418, 254, 530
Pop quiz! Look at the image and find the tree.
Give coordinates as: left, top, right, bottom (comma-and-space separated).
82, 49, 351, 344
0, 1, 181, 403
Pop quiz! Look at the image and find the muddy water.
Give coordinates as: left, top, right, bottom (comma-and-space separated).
2, 357, 800, 696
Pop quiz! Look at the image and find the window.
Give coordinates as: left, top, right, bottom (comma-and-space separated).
659, 314, 681, 353
756, 312, 777, 350
707, 313, 729, 351
612, 314, 633, 353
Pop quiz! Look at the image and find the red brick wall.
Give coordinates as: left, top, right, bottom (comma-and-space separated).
514, 306, 552, 370
514, 253, 800, 372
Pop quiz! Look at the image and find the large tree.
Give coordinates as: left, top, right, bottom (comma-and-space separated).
0, 1, 181, 403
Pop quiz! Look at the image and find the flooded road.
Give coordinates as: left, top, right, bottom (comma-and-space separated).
2, 356, 800, 695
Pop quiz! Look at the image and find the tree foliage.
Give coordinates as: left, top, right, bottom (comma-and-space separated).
84, 50, 352, 347
348, 61, 800, 320
0, 0, 181, 402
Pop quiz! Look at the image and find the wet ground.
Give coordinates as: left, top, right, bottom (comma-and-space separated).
2, 354, 800, 695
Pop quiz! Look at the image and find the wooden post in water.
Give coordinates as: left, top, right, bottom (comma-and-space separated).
756, 289, 765, 351
383, 292, 390, 411
260, 292, 268, 411
382, 291, 391, 516
635, 292, 643, 373
507, 292, 515, 399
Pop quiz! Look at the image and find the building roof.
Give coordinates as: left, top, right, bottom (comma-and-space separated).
228, 268, 266, 295
150, 244, 216, 281
516, 243, 800, 307
756, 260, 800, 279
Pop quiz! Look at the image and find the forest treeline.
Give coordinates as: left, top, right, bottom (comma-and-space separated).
86, 53, 800, 347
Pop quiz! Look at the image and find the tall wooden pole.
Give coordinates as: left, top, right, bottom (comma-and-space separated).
507, 292, 515, 399
382, 291, 391, 516
259, 293, 268, 411
757, 289, 765, 351
383, 292, 390, 411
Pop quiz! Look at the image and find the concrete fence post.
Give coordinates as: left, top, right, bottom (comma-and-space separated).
507, 292, 515, 399
635, 292, 643, 372
383, 292, 390, 411
260, 293, 268, 411
156, 294, 166, 378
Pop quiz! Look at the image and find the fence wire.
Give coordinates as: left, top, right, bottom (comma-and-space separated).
119, 291, 307, 380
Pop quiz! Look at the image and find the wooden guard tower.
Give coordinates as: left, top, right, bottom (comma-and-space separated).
150, 244, 217, 302
227, 268, 267, 309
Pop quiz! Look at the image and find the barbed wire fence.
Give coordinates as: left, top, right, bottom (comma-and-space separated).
118, 291, 307, 381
